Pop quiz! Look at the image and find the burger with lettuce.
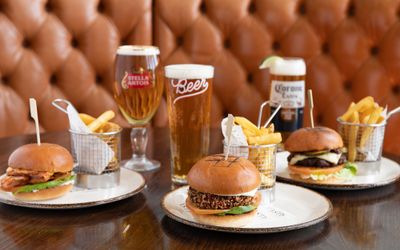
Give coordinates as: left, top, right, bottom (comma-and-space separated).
186, 154, 261, 227
284, 127, 357, 183
0, 143, 75, 200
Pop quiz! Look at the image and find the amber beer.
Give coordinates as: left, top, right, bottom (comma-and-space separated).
165, 64, 214, 184
113, 46, 163, 171
114, 46, 163, 125
269, 58, 306, 140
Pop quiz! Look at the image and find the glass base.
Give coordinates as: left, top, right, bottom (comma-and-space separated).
259, 186, 275, 204
171, 174, 187, 185
122, 156, 160, 172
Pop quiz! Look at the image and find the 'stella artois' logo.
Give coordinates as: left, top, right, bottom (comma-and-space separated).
121, 71, 151, 89
171, 78, 208, 104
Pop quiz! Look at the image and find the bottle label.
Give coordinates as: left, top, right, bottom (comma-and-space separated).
170, 78, 209, 104
121, 71, 151, 89
270, 80, 305, 108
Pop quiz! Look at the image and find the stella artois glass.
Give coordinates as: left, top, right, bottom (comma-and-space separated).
165, 64, 214, 184
269, 58, 306, 140
113, 45, 163, 171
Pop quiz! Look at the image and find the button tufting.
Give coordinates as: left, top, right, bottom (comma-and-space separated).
71, 38, 79, 48
347, 3, 355, 17
176, 37, 184, 46
272, 41, 280, 51
200, 2, 206, 13
322, 43, 330, 54
370, 46, 379, 56
2, 76, 8, 85
224, 39, 231, 49
298, 2, 306, 15
247, 73, 253, 83
344, 81, 352, 91
393, 85, 400, 95
96, 75, 103, 84
22, 39, 31, 48
248, 2, 256, 14
50, 75, 57, 85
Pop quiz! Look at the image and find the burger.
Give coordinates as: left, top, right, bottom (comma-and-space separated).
0, 143, 75, 200
284, 127, 357, 183
186, 154, 261, 227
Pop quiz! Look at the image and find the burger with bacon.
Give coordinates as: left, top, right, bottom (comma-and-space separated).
0, 143, 75, 200
186, 154, 261, 227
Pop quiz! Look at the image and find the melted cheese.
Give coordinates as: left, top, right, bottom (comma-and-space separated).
290, 152, 342, 165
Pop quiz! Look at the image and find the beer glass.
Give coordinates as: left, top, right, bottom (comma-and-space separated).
113, 45, 163, 171
269, 57, 306, 140
164, 64, 214, 184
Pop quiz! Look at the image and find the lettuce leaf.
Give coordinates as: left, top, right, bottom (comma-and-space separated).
13, 175, 75, 194
306, 162, 358, 181
218, 205, 256, 216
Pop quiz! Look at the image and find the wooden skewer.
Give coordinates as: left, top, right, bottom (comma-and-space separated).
29, 98, 41, 145
308, 89, 315, 128
224, 114, 234, 160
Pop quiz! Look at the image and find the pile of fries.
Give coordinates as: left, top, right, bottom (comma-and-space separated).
79, 111, 121, 133
233, 117, 282, 188
339, 96, 385, 162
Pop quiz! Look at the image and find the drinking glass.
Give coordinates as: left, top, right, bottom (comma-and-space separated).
164, 64, 214, 184
113, 45, 163, 171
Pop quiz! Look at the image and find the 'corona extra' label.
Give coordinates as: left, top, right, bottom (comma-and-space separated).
270, 80, 305, 108
121, 71, 151, 89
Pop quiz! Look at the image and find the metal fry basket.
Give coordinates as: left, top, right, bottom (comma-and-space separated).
70, 128, 122, 189
223, 143, 278, 189
337, 118, 386, 163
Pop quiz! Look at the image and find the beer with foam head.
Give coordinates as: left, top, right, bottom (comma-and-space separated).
269, 58, 306, 140
164, 64, 214, 184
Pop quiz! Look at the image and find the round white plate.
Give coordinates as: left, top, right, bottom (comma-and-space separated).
161, 183, 332, 233
0, 168, 145, 209
276, 151, 400, 190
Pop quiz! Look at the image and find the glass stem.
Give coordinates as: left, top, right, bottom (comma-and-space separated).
131, 126, 148, 160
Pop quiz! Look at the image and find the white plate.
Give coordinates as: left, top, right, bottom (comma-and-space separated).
161, 183, 332, 233
276, 151, 400, 190
0, 168, 145, 209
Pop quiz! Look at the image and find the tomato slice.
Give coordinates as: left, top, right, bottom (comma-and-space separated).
288, 164, 344, 176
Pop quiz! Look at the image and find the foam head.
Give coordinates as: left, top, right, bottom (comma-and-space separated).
270, 57, 306, 76
165, 64, 214, 79
117, 45, 160, 56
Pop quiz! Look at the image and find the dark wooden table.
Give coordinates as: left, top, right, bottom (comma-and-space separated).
0, 128, 398, 250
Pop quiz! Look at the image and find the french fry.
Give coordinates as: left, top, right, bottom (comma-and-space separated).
247, 133, 282, 145
348, 111, 360, 162
79, 113, 96, 125
341, 96, 374, 121
87, 110, 115, 132
377, 116, 385, 123
234, 117, 261, 136
359, 107, 382, 147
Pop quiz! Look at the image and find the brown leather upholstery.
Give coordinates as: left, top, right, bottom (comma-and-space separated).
0, 0, 399, 155
0, 0, 152, 136
154, 0, 400, 155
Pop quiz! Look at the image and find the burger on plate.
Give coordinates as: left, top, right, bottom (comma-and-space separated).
0, 143, 75, 200
284, 127, 357, 183
186, 154, 261, 227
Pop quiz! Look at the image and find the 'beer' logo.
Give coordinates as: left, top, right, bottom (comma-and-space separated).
121, 71, 151, 89
171, 78, 208, 104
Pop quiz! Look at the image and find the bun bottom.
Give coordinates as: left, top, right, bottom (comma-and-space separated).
13, 184, 73, 201
288, 173, 346, 184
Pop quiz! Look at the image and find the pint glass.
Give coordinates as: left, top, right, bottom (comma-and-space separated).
164, 64, 214, 184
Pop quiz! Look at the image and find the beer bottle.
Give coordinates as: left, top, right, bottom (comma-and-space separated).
269, 58, 306, 140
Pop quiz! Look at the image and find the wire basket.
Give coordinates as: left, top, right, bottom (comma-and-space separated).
337, 118, 386, 162
223, 143, 278, 189
70, 128, 122, 174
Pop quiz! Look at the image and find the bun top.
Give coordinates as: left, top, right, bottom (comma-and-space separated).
284, 127, 343, 152
187, 154, 261, 195
8, 143, 74, 172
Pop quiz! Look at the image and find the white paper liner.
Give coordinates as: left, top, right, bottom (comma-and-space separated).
221, 117, 249, 157
66, 104, 114, 174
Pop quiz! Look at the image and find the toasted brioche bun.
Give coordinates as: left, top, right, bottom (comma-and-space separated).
8, 143, 73, 172
186, 192, 261, 227
289, 173, 345, 184
288, 164, 344, 176
284, 127, 343, 152
187, 154, 260, 195
13, 184, 73, 201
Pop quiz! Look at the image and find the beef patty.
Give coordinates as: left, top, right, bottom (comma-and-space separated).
287, 149, 346, 168
188, 187, 256, 210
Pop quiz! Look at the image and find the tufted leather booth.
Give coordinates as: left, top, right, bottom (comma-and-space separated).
1, 0, 400, 155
